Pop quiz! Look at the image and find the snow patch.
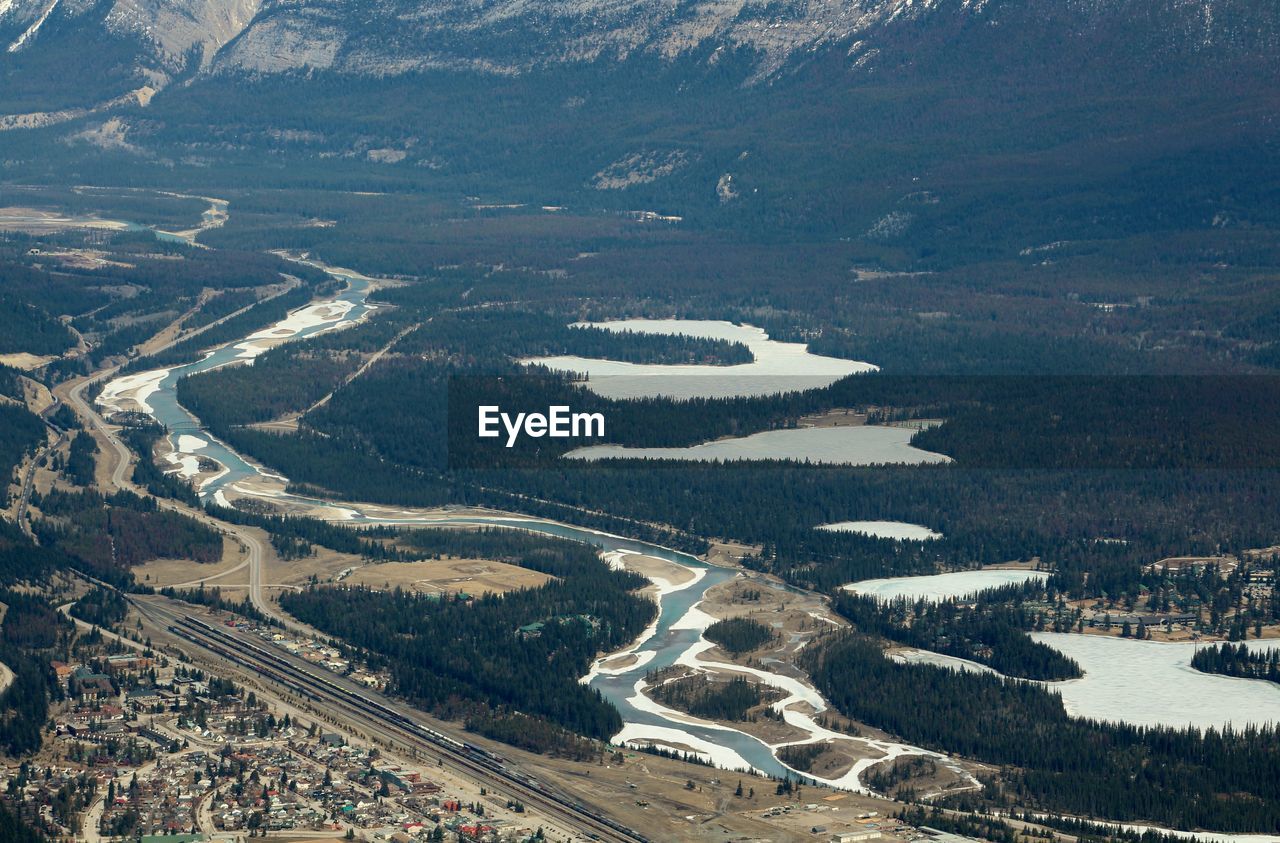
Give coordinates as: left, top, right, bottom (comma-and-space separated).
7, 0, 58, 52
97, 368, 171, 416
818, 520, 943, 540
844, 569, 1047, 603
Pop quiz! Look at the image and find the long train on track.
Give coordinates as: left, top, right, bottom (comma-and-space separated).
166, 613, 647, 843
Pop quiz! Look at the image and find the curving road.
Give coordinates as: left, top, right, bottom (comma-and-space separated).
57, 301, 316, 634
52, 264, 652, 842
63, 375, 636, 842
13, 430, 64, 536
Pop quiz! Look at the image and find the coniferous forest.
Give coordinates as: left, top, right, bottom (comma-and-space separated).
832, 589, 1082, 680
647, 674, 777, 722
1191, 643, 1280, 684
279, 533, 655, 753
31, 489, 221, 588
703, 618, 776, 656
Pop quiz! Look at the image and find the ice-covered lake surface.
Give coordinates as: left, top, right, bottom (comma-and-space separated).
565, 425, 950, 465
844, 569, 1048, 602
818, 520, 943, 540
1032, 633, 1280, 729
525, 319, 876, 399
856, 569, 1280, 731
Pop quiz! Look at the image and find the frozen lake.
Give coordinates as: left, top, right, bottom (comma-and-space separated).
818, 520, 943, 540
525, 319, 875, 399
844, 569, 1048, 602
846, 569, 1280, 730
1033, 632, 1280, 729
565, 424, 949, 465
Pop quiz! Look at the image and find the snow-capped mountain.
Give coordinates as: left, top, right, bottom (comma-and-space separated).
0, 0, 259, 67
1, 0, 1274, 88
0, 0, 1274, 207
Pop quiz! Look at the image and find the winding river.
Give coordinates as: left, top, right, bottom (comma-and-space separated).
78, 209, 1280, 840
100, 263, 377, 503
97, 257, 948, 789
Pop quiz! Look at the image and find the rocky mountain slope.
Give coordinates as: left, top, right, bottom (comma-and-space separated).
1, 0, 1275, 95
216, 0, 1280, 79
0, 0, 259, 69
0, 0, 1274, 246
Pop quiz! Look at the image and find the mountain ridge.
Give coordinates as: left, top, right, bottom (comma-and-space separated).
0, 0, 1274, 249
2, 0, 1275, 97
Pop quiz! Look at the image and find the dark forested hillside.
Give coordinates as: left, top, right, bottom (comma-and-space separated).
0, 404, 43, 508
0, 293, 74, 357
467, 464, 1280, 592
67, 586, 129, 628
0, 801, 46, 843
0, 589, 73, 756
0, 520, 70, 588
32, 489, 221, 588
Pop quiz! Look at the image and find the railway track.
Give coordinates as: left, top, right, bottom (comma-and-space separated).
138, 600, 646, 843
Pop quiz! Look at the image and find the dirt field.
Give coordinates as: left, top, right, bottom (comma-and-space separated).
533, 743, 912, 843
0, 207, 132, 236
698, 571, 843, 636
343, 558, 553, 596
131, 522, 555, 600
705, 539, 761, 567
266, 544, 366, 588
594, 652, 644, 672
0, 353, 55, 370
247, 417, 301, 433
1151, 554, 1240, 573
797, 408, 869, 428
32, 248, 137, 270
132, 536, 247, 588
19, 377, 55, 414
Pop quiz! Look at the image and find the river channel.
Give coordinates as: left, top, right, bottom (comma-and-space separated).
79, 209, 1280, 839
96, 257, 950, 788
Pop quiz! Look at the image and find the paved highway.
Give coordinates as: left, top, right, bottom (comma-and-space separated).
132, 596, 645, 843
14, 430, 65, 536
60, 363, 317, 634
55, 314, 640, 843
